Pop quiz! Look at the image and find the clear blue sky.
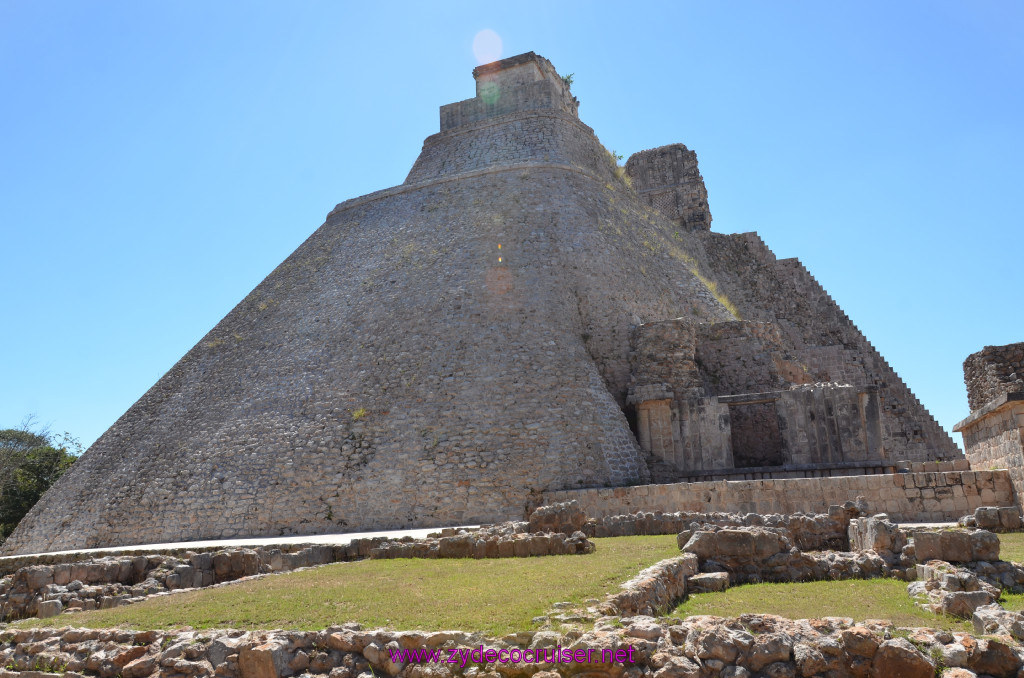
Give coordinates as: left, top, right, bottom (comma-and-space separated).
2, 1, 1021, 452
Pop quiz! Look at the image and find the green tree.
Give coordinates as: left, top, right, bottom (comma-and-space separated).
0, 424, 79, 540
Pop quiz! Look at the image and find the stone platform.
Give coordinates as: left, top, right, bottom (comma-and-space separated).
544, 469, 1014, 522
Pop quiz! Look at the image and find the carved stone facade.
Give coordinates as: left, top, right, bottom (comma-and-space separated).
628, 319, 885, 481
625, 144, 712, 231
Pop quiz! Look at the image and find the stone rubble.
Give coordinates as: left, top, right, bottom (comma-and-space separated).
4, 614, 1024, 678
680, 526, 890, 585
958, 505, 1024, 532
586, 503, 860, 552
1, 500, 1024, 676
908, 561, 1001, 619
526, 501, 588, 536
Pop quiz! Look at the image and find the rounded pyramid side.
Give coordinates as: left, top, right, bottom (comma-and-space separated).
2, 162, 737, 554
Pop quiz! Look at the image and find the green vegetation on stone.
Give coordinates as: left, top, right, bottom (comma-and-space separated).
673, 579, 974, 632
26, 536, 678, 635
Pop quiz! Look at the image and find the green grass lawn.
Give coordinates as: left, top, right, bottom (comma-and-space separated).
996, 532, 1024, 612
999, 532, 1024, 564
673, 579, 974, 632
22, 531, 1024, 635
22, 536, 678, 635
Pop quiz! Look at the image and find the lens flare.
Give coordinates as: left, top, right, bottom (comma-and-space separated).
472, 29, 502, 65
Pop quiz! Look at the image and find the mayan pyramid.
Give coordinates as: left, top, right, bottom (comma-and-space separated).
3, 53, 960, 555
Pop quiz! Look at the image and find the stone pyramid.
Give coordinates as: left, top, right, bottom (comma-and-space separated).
3, 53, 959, 555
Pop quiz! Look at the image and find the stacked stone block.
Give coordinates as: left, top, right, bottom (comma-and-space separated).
545, 469, 1013, 522
965, 343, 1024, 411
625, 144, 712, 231
957, 342, 1024, 512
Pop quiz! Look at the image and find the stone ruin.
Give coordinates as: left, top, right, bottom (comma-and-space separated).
1, 52, 977, 555
957, 341, 1024, 507
3, 501, 1024, 677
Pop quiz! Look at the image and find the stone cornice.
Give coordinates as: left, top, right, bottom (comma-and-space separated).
954, 392, 1024, 432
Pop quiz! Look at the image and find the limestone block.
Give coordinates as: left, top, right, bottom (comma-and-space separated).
938, 590, 996, 619
716, 530, 755, 557
870, 638, 934, 678
975, 507, 1001, 529
122, 655, 157, 678
35, 599, 62, 618
914, 531, 943, 562
963, 638, 1021, 677
19, 565, 53, 590
681, 531, 718, 559
190, 552, 213, 571
52, 564, 71, 586
213, 552, 231, 578
241, 549, 260, 575
688, 572, 729, 593
998, 507, 1021, 530
973, 603, 1024, 641
940, 531, 973, 563
438, 535, 473, 558
239, 640, 292, 678
679, 552, 699, 576
970, 530, 1000, 562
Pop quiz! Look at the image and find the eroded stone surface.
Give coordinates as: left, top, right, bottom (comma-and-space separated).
5, 614, 1022, 678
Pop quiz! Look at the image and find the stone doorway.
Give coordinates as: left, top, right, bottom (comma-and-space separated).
729, 402, 785, 467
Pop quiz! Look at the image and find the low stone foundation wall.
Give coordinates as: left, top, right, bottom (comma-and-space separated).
0, 545, 339, 621
544, 470, 1015, 522
957, 393, 1024, 508
680, 527, 891, 584
598, 553, 698, 617
4, 615, 1024, 678
0, 525, 594, 622
585, 504, 858, 551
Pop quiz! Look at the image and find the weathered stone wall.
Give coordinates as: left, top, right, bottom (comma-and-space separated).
957, 394, 1024, 507
440, 52, 578, 131
585, 505, 857, 551
599, 553, 697, 617
406, 111, 616, 186
544, 470, 1014, 522
625, 144, 711, 231
701, 231, 962, 462
957, 343, 1024, 513
965, 343, 1024, 411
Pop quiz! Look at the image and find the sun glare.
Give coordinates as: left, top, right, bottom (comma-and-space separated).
472, 29, 502, 65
